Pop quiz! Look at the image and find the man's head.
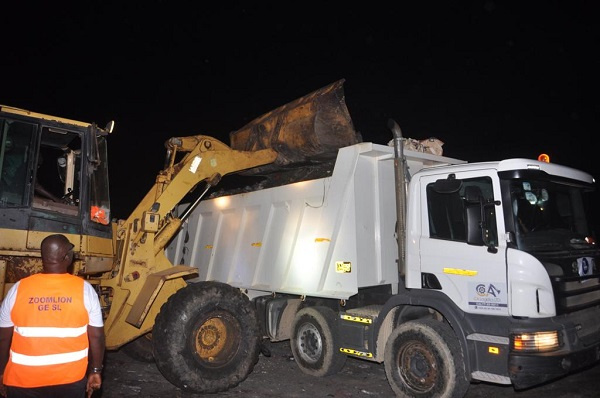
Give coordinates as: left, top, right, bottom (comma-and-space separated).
40, 234, 75, 273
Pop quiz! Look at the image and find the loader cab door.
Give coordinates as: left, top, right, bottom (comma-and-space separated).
29, 125, 112, 239
31, 127, 82, 217
16, 125, 86, 243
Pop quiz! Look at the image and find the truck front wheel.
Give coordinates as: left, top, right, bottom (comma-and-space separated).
290, 306, 346, 377
152, 281, 260, 393
384, 319, 469, 398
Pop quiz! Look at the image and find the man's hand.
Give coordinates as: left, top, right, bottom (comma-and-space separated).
86, 373, 101, 398
87, 325, 105, 397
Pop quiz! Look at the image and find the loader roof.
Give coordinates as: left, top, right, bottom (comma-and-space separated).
0, 104, 92, 128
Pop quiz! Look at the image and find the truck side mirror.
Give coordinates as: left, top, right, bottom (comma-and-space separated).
432, 176, 462, 194
465, 186, 485, 246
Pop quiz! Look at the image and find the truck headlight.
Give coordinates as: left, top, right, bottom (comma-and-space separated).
511, 331, 561, 352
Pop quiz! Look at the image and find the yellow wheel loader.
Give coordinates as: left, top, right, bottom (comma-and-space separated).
0, 79, 359, 393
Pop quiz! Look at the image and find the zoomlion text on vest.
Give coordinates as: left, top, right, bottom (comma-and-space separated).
28, 296, 73, 311
28, 296, 73, 304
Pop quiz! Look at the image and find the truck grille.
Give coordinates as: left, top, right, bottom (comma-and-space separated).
552, 274, 600, 314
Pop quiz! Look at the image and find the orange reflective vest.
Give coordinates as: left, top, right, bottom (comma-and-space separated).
4, 273, 89, 387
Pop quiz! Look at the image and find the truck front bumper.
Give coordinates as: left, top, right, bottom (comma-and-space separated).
508, 342, 600, 389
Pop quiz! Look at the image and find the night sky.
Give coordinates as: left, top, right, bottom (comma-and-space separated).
1, 2, 598, 223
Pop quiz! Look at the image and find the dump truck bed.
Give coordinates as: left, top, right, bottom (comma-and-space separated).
166, 142, 464, 299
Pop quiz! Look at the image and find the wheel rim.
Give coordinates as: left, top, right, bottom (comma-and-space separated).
192, 311, 240, 367
397, 340, 437, 393
296, 322, 322, 364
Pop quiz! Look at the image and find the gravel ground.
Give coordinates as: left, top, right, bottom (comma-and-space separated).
96, 340, 600, 398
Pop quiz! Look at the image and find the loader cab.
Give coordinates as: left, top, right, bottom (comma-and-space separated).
0, 105, 112, 247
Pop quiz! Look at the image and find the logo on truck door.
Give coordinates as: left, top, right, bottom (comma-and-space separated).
468, 282, 507, 312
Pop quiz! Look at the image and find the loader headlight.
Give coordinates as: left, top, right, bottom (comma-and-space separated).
511, 330, 561, 353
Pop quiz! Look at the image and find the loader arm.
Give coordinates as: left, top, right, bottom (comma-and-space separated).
102, 136, 277, 348
123, 135, 277, 255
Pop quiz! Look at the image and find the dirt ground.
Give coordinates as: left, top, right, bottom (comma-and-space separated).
95, 340, 600, 398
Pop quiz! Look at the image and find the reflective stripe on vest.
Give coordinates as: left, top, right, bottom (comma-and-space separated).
4, 273, 90, 388
15, 325, 88, 338
10, 347, 88, 366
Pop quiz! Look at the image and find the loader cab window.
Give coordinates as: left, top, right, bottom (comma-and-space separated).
427, 176, 497, 246
89, 135, 110, 225
32, 127, 81, 216
0, 119, 36, 207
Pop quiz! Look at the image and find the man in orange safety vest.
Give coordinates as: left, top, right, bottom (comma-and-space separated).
0, 234, 105, 398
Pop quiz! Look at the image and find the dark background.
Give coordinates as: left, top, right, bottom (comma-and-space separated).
1, 2, 598, 225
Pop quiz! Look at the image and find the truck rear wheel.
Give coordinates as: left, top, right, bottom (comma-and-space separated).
290, 306, 346, 377
384, 319, 469, 398
152, 281, 260, 393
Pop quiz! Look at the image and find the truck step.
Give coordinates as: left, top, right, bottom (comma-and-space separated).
341, 305, 383, 324
345, 305, 383, 317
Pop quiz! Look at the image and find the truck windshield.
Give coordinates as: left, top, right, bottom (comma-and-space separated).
510, 178, 595, 251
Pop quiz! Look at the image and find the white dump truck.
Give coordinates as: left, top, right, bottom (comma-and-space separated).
166, 119, 600, 397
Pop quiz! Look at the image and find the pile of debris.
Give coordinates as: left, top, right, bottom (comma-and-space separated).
210, 79, 444, 198
388, 137, 444, 156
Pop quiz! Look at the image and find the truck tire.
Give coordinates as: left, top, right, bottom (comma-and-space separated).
290, 306, 346, 377
384, 319, 469, 398
122, 333, 154, 362
152, 281, 260, 393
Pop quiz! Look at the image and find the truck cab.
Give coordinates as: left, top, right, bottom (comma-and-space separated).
410, 158, 600, 388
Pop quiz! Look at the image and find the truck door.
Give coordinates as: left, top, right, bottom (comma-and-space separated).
417, 171, 509, 316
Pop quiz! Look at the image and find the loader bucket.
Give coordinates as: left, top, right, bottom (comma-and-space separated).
229, 79, 361, 175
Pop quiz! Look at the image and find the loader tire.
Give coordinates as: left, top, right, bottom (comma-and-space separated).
122, 333, 154, 362
290, 306, 346, 377
384, 319, 469, 398
152, 281, 260, 393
